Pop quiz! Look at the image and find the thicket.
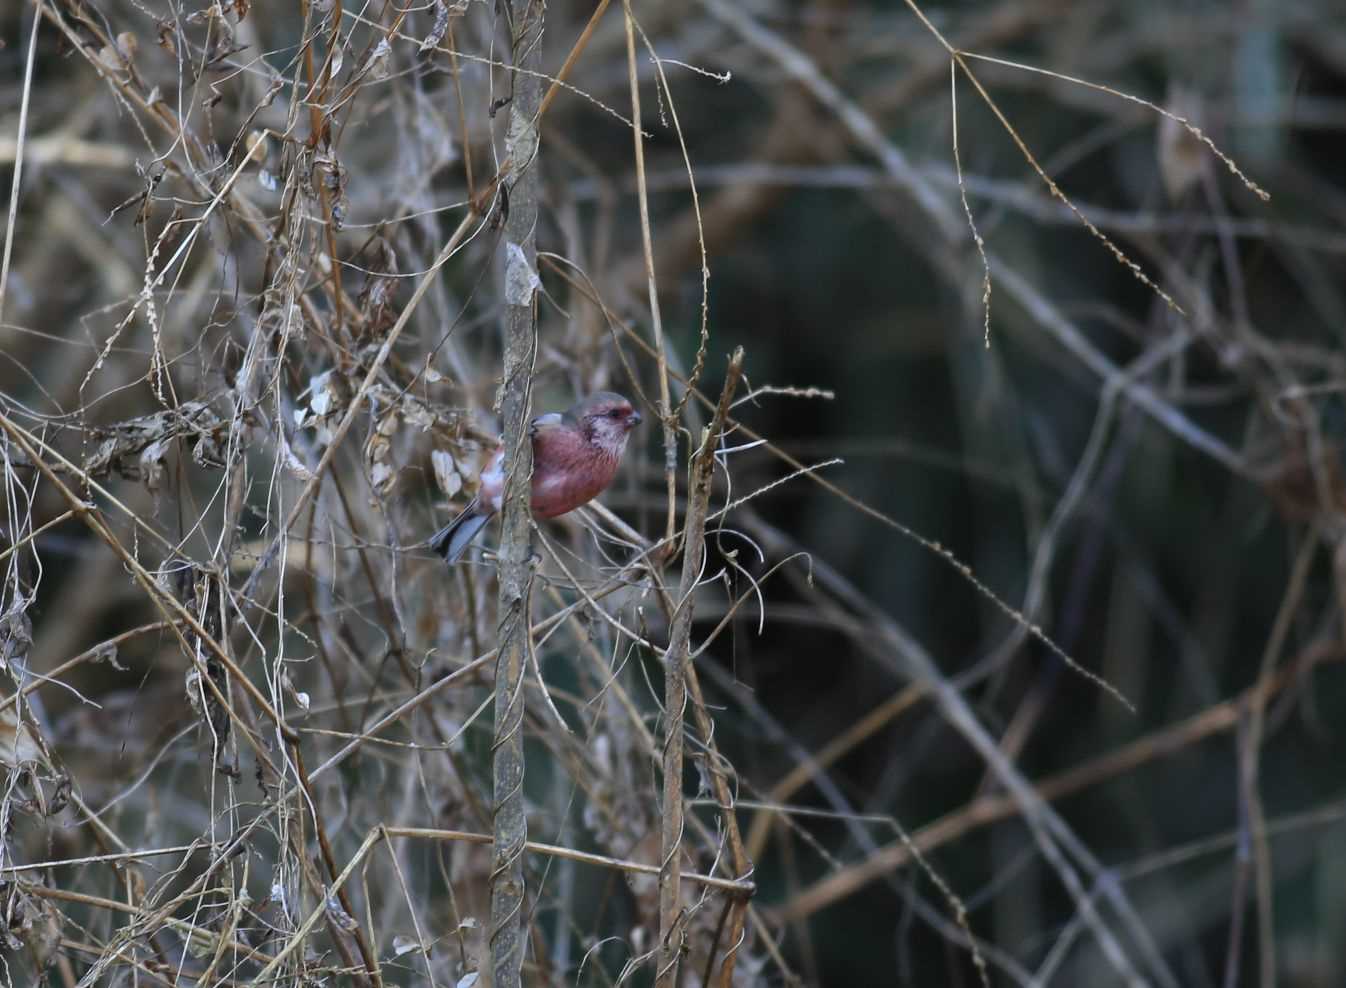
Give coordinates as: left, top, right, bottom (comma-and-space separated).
2, 1, 1344, 985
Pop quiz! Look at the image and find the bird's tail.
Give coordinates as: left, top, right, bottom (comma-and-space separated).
431, 502, 492, 563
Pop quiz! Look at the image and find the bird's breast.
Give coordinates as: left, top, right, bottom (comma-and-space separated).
530, 439, 621, 519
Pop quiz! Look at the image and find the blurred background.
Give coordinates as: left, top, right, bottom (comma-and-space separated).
2, 0, 1346, 985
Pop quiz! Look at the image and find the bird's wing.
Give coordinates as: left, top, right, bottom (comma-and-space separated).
431, 498, 492, 562
529, 412, 565, 436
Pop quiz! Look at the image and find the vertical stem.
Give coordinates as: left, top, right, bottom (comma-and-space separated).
0, 0, 41, 322
491, 2, 544, 986
299, 0, 347, 337
657, 350, 744, 988
446, 21, 475, 201
622, 0, 679, 546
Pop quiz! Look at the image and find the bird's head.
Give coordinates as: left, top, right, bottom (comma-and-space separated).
572, 391, 642, 450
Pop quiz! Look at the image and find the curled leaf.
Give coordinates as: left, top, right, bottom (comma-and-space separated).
0, 707, 43, 768
139, 438, 169, 495
432, 449, 463, 498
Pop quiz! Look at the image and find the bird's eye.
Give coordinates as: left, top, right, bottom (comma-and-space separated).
607, 408, 623, 419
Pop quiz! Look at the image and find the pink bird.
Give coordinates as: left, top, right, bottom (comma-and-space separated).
432, 391, 643, 562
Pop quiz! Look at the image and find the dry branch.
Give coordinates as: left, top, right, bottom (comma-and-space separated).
657, 348, 743, 987
489, 2, 545, 986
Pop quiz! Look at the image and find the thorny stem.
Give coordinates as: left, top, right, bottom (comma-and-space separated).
657, 349, 744, 988
491, 1, 545, 985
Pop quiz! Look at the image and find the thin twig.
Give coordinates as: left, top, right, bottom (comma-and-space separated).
623, 0, 679, 548
0, 0, 41, 323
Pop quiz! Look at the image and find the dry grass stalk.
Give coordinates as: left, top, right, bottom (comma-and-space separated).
656, 349, 743, 987
4, 0, 1340, 984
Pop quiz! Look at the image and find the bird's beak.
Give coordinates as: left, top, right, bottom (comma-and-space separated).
629, 409, 643, 426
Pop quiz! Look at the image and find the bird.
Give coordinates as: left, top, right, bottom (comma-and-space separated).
431, 391, 643, 562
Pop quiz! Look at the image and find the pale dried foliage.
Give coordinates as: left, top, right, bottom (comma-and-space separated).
1, 1, 1345, 986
